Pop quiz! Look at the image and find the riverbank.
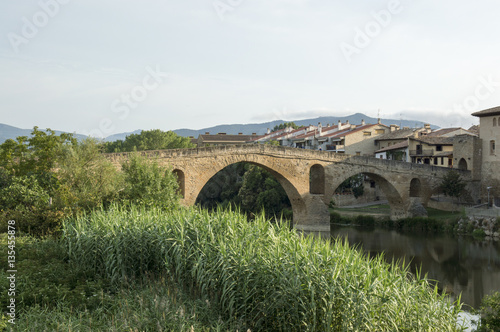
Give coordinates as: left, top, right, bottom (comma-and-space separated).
331, 204, 500, 240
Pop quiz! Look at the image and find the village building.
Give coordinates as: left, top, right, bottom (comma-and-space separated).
472, 106, 500, 205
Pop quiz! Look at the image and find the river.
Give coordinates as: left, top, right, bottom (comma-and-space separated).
331, 226, 500, 310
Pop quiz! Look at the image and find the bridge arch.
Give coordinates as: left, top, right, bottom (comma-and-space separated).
191, 159, 307, 221
326, 166, 406, 219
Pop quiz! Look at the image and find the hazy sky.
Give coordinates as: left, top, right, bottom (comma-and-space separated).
1, 0, 500, 137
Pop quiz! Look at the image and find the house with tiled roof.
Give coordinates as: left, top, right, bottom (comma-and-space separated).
320, 121, 390, 155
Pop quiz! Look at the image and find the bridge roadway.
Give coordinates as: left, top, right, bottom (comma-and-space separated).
106, 144, 471, 234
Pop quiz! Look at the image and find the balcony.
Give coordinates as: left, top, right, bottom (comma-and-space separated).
409, 149, 434, 156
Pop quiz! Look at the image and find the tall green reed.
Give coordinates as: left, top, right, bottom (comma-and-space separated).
62, 204, 462, 331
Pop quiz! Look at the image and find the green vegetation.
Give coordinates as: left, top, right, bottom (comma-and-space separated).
335, 174, 365, 198
330, 206, 459, 235
0, 128, 182, 236
440, 171, 467, 208
103, 129, 194, 153
57, 205, 461, 331
196, 162, 292, 220
272, 121, 299, 132
477, 291, 500, 331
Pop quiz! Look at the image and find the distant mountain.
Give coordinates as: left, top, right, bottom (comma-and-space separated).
0, 113, 439, 144
0, 124, 87, 143
171, 113, 437, 138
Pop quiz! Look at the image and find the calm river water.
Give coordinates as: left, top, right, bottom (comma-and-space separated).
331, 226, 500, 309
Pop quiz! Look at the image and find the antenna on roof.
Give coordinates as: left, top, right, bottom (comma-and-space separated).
400, 113, 402, 128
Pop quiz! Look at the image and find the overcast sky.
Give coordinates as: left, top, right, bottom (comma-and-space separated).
1, 0, 500, 137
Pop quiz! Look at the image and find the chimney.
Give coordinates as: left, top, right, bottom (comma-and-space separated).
350, 124, 356, 130
238, 132, 243, 135
361, 119, 365, 126
205, 132, 210, 135
338, 120, 341, 130
218, 132, 226, 135
377, 118, 381, 124
252, 133, 257, 135
390, 125, 397, 132
424, 123, 431, 133
267, 128, 271, 134
318, 122, 322, 135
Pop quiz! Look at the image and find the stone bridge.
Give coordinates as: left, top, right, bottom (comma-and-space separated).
106, 145, 471, 233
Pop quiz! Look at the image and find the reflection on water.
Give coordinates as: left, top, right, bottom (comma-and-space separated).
331, 226, 500, 309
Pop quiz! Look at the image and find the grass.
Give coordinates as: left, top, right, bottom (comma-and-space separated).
0, 234, 227, 331
57, 204, 462, 331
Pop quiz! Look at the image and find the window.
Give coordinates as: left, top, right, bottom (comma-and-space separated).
363, 131, 372, 136
356, 152, 361, 156
376, 129, 385, 134
494, 118, 497, 127
491, 140, 496, 155
436, 145, 442, 151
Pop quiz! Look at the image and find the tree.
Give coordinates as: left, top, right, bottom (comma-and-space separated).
0, 127, 76, 194
120, 154, 180, 210
272, 122, 299, 132
55, 138, 123, 212
103, 129, 194, 152
439, 171, 466, 211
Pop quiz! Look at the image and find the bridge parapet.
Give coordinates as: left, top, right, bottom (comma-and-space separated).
105, 144, 351, 162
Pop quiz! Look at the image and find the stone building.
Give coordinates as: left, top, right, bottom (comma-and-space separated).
472, 106, 500, 205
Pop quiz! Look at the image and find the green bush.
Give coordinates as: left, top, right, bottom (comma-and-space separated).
479, 291, 500, 331
472, 228, 486, 239
120, 154, 180, 210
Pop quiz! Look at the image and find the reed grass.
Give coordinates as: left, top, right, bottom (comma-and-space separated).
63, 204, 462, 331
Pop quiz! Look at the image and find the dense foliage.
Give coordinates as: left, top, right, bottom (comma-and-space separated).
61, 205, 462, 331
196, 163, 291, 219
272, 121, 299, 132
478, 291, 500, 331
335, 174, 365, 198
0, 129, 181, 236
440, 171, 467, 203
103, 129, 194, 153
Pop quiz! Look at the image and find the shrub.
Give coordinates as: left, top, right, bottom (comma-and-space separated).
478, 291, 500, 331
120, 154, 180, 210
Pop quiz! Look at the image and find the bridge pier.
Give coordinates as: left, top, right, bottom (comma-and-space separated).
292, 194, 331, 235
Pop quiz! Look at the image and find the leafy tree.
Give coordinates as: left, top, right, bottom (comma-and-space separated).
55, 138, 123, 212
439, 171, 466, 209
238, 165, 290, 216
272, 122, 299, 132
120, 154, 180, 210
0, 175, 49, 211
0, 127, 76, 194
103, 129, 194, 152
